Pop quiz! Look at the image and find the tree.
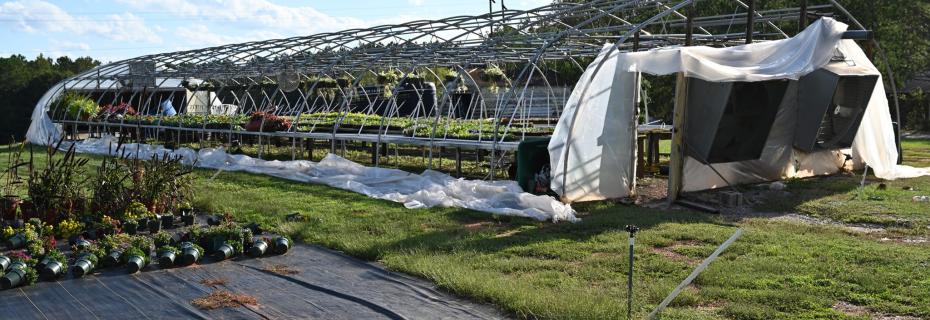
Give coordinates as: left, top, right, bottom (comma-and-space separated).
0, 55, 101, 144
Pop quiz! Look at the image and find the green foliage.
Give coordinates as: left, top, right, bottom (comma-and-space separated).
27, 142, 89, 216
124, 247, 150, 264
158, 245, 180, 255
153, 231, 172, 247
126, 153, 194, 214
0, 55, 100, 144
43, 249, 67, 266
59, 92, 97, 120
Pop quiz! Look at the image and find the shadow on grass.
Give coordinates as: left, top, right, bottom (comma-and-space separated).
378, 203, 731, 257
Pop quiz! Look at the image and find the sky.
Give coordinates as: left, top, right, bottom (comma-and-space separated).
0, 0, 551, 63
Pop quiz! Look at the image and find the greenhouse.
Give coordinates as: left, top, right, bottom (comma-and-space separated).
25, 0, 911, 213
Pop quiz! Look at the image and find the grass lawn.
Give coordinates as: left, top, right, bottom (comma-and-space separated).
4, 141, 930, 319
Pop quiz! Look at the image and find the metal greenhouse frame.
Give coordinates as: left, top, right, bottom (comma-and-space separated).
41, 0, 888, 181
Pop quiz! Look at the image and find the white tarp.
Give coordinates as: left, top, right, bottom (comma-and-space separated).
56, 136, 578, 222
549, 17, 929, 195
548, 44, 638, 202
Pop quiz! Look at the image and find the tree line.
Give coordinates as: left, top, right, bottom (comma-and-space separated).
0, 55, 100, 144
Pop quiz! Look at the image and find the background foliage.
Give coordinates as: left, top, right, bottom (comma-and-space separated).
0, 55, 100, 144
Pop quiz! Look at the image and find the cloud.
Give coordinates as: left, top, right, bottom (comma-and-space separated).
408, 0, 426, 6
0, 0, 163, 44
175, 24, 283, 47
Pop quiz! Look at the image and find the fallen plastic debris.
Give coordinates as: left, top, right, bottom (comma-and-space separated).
769, 182, 787, 191
914, 196, 930, 203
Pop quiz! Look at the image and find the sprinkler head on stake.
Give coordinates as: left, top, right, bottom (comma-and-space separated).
625, 225, 639, 236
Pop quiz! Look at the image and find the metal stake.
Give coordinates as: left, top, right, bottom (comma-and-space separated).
625, 224, 639, 319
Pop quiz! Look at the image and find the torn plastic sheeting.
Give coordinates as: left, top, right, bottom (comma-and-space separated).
65, 136, 578, 222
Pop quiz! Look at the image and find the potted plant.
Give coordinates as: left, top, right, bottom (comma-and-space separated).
5, 233, 26, 249
39, 249, 67, 280
249, 238, 269, 257
160, 213, 175, 229
126, 201, 150, 232
206, 215, 223, 226
181, 213, 195, 226
272, 236, 291, 255
148, 215, 162, 233
157, 245, 179, 268
123, 219, 138, 235
124, 247, 149, 274
71, 252, 98, 277
0, 252, 37, 290
99, 233, 133, 267
99, 215, 121, 236
153, 231, 173, 248
177, 242, 203, 266
0, 255, 10, 272
214, 239, 242, 260
1, 142, 27, 222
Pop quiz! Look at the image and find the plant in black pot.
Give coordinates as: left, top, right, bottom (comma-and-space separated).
123, 219, 138, 235
124, 247, 149, 274
1, 251, 38, 290
148, 214, 162, 233
125, 201, 150, 232
177, 242, 203, 266
0, 255, 10, 273
272, 236, 291, 255
39, 249, 68, 280
99, 233, 133, 268
157, 245, 179, 268
160, 213, 175, 229
71, 252, 98, 277
153, 231, 173, 248
249, 237, 270, 258
214, 239, 242, 260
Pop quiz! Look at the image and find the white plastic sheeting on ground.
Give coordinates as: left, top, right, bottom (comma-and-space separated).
548, 17, 929, 197
548, 44, 638, 202
61, 136, 578, 222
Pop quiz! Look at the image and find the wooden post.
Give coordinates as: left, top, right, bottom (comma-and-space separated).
455, 147, 462, 177
685, 3, 695, 46
799, 0, 808, 31
667, 73, 689, 204
745, 0, 755, 44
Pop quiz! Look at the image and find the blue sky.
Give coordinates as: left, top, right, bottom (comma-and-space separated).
0, 0, 550, 62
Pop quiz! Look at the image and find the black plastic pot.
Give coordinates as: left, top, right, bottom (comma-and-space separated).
71, 256, 95, 278
75, 239, 92, 252
179, 207, 194, 216
181, 215, 195, 226
5, 233, 26, 249
206, 215, 222, 226
179, 247, 200, 266
161, 215, 175, 229
215, 243, 235, 260
273, 237, 290, 254
137, 218, 149, 231
148, 219, 162, 233
158, 250, 176, 268
127, 255, 146, 273
124, 222, 138, 235
0, 256, 9, 272
41, 260, 64, 279
0, 268, 26, 289
249, 240, 268, 258
103, 250, 123, 267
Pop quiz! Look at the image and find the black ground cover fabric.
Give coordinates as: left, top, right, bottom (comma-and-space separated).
0, 244, 506, 319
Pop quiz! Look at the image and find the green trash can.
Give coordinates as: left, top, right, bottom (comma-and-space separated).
516, 137, 552, 194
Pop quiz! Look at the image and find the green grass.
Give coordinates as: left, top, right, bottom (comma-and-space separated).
753, 139, 930, 236
4, 142, 930, 319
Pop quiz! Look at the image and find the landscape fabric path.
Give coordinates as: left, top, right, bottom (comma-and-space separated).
0, 244, 506, 319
